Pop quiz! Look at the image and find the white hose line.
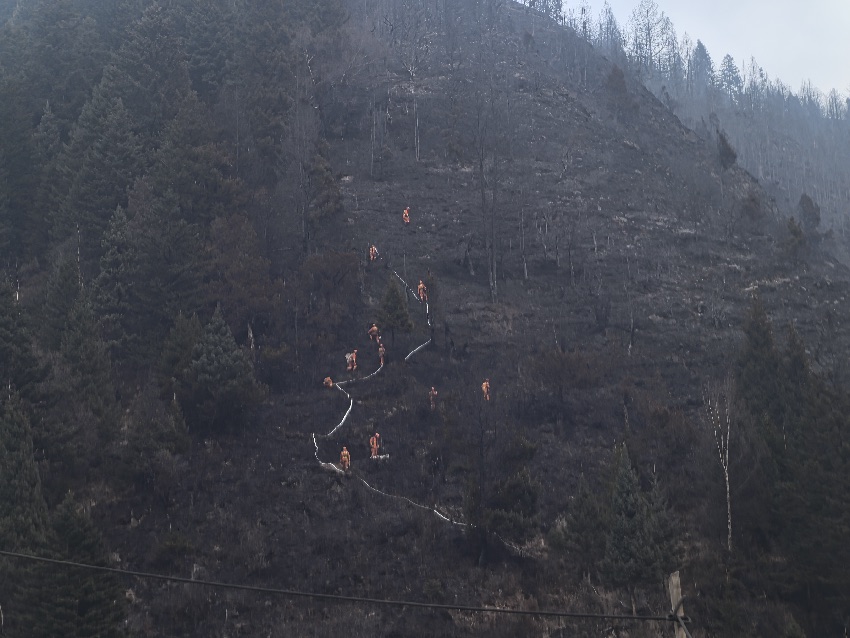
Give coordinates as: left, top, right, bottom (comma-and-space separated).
355, 475, 468, 527
309, 252, 498, 540
390, 269, 419, 300
322, 385, 354, 438
313, 433, 344, 474
405, 339, 432, 361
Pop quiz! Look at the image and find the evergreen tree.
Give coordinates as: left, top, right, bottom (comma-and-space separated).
95, 181, 205, 365
94, 205, 139, 360
60, 295, 118, 441
100, 2, 192, 147
0, 394, 48, 551
37, 294, 118, 483
229, 7, 294, 179
205, 213, 280, 336
0, 144, 11, 259
0, 394, 49, 637
601, 444, 672, 610
380, 278, 413, 345
40, 254, 82, 350
179, 305, 264, 431
0, 279, 45, 404
718, 54, 743, 104
158, 312, 204, 397
307, 139, 343, 235
55, 95, 144, 264
466, 433, 541, 557
128, 180, 205, 323
550, 473, 607, 580
735, 294, 782, 430
0, 74, 37, 262
30, 100, 63, 255
25, 494, 126, 638
148, 93, 240, 229
123, 381, 188, 494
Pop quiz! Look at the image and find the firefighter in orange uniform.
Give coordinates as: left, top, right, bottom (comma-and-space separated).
323, 376, 333, 388
402, 207, 410, 224
368, 323, 380, 341
369, 244, 378, 261
481, 378, 490, 401
346, 349, 358, 371
378, 342, 386, 367
340, 447, 350, 471
417, 280, 428, 302
429, 386, 438, 410
369, 432, 381, 458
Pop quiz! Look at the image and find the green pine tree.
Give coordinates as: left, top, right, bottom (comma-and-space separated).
94, 205, 140, 360
549, 473, 607, 580
0, 279, 45, 403
40, 254, 82, 350
158, 312, 204, 398
601, 444, 672, 611
25, 493, 126, 638
180, 305, 265, 431
55, 94, 144, 265
380, 278, 413, 346
36, 294, 119, 484
735, 294, 783, 435
0, 394, 48, 551
0, 394, 49, 637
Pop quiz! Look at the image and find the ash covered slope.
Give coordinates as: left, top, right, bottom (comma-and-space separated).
4, 0, 842, 636
288, 0, 850, 634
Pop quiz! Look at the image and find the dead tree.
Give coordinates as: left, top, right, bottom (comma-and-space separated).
703, 377, 734, 554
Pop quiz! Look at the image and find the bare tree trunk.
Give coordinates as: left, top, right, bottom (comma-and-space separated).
704, 378, 734, 554
520, 207, 528, 280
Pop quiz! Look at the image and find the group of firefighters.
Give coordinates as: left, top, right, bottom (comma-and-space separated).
325, 205, 493, 472
329, 377, 493, 471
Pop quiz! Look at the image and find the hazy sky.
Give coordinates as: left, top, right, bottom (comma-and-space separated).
582, 0, 850, 96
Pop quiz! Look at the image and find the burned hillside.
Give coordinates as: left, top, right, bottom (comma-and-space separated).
1, 0, 849, 636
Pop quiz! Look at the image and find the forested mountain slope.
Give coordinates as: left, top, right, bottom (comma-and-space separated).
1, 1, 848, 636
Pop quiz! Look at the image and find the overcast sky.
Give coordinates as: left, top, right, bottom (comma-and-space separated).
582, 0, 850, 96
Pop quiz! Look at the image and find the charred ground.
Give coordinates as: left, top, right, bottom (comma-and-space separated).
2, 1, 849, 637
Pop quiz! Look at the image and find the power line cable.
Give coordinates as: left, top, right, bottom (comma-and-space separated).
0, 549, 689, 625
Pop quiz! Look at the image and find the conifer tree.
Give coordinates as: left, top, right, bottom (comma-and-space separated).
550, 473, 607, 580
95, 181, 205, 365
601, 444, 672, 611
100, 2, 192, 146
0, 279, 45, 403
159, 312, 205, 396
0, 145, 12, 259
735, 294, 782, 430
0, 394, 49, 637
0, 394, 48, 551
40, 254, 82, 350
180, 305, 264, 431
37, 294, 119, 481
94, 205, 139, 360
148, 93, 239, 228
55, 95, 144, 264
60, 295, 119, 441
25, 494, 126, 638
380, 278, 413, 345
307, 139, 343, 237
206, 213, 279, 336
